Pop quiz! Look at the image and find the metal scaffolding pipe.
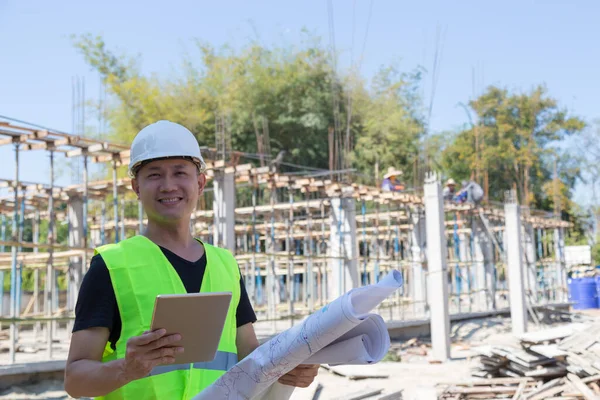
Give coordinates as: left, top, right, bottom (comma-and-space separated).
9, 141, 20, 363
337, 197, 343, 295
33, 209, 40, 336
0, 214, 5, 319
16, 194, 24, 317
138, 201, 143, 234
112, 159, 119, 243
250, 180, 257, 303
46, 149, 55, 359
83, 154, 88, 273
287, 185, 294, 328
305, 190, 314, 312
120, 197, 125, 241
101, 201, 106, 245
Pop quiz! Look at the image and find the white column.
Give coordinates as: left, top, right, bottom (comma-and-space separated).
409, 208, 427, 317
424, 173, 450, 361
327, 196, 359, 300
212, 170, 236, 252
505, 191, 528, 335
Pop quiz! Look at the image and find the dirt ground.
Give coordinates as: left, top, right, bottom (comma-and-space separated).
1, 313, 597, 400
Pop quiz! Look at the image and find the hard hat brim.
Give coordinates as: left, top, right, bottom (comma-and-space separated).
129, 156, 206, 178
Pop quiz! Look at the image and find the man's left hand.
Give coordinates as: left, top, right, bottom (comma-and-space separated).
278, 364, 320, 388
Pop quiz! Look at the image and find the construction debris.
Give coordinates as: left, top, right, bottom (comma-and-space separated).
438, 321, 600, 399
320, 365, 390, 380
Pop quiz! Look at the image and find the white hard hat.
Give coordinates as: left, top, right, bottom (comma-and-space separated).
128, 120, 206, 178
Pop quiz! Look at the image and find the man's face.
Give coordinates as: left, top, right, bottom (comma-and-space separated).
132, 158, 206, 225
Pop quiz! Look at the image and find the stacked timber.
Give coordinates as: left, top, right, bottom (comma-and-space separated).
438, 322, 600, 399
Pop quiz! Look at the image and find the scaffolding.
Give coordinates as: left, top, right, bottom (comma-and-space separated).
0, 120, 572, 364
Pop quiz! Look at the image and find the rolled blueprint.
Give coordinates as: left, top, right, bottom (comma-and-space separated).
303, 313, 389, 365
192, 269, 403, 400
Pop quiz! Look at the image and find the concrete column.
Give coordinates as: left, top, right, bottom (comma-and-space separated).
523, 221, 538, 302
424, 173, 450, 361
505, 191, 528, 335
212, 170, 236, 252
554, 227, 566, 302
409, 208, 427, 317
472, 218, 495, 311
327, 196, 359, 301
67, 195, 84, 310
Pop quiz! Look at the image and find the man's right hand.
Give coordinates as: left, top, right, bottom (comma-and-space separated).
120, 328, 184, 383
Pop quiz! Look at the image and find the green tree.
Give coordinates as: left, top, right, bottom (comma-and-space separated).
349, 65, 425, 185
442, 85, 585, 209
72, 34, 346, 171
71, 33, 427, 187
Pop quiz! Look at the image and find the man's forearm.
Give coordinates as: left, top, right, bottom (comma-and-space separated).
64, 358, 130, 398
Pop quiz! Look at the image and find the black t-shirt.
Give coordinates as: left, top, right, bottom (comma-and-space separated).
73, 246, 257, 350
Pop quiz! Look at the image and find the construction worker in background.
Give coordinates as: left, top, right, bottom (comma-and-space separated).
381, 167, 404, 192
456, 178, 485, 205
64, 121, 319, 399
443, 178, 457, 201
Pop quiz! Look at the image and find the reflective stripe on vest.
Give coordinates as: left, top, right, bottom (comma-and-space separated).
148, 350, 238, 376
94, 235, 241, 399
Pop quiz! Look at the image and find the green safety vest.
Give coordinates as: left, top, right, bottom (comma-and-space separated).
93, 235, 240, 400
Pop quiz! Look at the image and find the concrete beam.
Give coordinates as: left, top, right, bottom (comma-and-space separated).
424, 172, 451, 361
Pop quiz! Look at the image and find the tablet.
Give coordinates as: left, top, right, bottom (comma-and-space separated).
150, 292, 232, 365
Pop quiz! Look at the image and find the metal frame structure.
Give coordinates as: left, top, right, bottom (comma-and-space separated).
0, 120, 573, 364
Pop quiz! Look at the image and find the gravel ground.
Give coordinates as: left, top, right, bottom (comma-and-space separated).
1, 313, 596, 400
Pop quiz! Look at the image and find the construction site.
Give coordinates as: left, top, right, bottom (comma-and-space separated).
0, 116, 597, 400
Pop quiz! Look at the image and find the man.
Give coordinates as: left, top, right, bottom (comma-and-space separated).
442, 178, 456, 201
64, 120, 319, 399
460, 179, 484, 205
381, 167, 404, 192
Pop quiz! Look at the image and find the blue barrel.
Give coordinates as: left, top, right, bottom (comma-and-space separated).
568, 278, 579, 305
569, 277, 599, 309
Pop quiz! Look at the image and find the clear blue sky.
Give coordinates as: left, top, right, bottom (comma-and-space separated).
0, 0, 597, 203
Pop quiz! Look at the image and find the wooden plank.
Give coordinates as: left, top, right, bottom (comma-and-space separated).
520, 324, 586, 344
442, 377, 534, 386
583, 376, 600, 384
512, 380, 528, 400
529, 344, 568, 359
567, 373, 600, 400
524, 365, 568, 378
443, 386, 517, 395
375, 391, 404, 400
523, 377, 564, 400
331, 388, 383, 400
323, 365, 389, 380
